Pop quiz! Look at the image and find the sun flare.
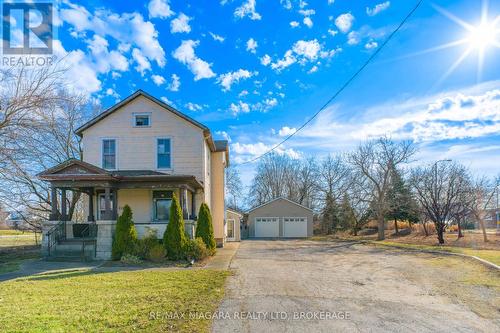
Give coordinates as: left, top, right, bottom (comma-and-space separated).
466, 22, 499, 50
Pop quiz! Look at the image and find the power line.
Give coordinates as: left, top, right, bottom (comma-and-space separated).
239, 0, 424, 165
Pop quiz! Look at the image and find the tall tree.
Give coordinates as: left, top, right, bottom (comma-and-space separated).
385, 167, 418, 235
321, 193, 340, 234
469, 176, 499, 242
411, 162, 472, 244
349, 137, 416, 240
338, 194, 356, 231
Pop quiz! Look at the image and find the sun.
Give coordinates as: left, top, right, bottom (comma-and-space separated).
467, 21, 499, 50
431, 1, 500, 84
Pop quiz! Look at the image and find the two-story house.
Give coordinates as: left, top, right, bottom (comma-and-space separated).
38, 90, 229, 260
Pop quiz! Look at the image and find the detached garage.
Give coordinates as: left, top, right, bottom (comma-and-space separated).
247, 198, 313, 238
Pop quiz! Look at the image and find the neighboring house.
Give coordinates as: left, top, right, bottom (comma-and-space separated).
226, 208, 243, 242
246, 198, 313, 238
5, 211, 32, 230
38, 90, 229, 260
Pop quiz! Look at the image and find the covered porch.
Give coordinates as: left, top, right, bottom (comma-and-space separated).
38, 159, 204, 260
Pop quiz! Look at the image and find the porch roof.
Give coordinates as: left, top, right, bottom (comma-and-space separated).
37, 159, 204, 190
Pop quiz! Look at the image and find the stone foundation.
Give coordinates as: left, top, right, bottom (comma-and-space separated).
95, 220, 116, 260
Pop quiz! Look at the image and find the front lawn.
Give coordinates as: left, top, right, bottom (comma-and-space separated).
0, 269, 230, 332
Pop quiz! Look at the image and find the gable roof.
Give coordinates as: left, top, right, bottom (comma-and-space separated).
38, 159, 110, 178
246, 197, 314, 213
75, 90, 210, 136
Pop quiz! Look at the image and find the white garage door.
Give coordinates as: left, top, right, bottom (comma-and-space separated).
255, 217, 279, 237
283, 217, 308, 238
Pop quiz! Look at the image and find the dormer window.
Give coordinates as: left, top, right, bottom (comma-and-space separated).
134, 113, 151, 127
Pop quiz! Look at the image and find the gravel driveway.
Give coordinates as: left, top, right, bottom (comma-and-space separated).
213, 239, 499, 333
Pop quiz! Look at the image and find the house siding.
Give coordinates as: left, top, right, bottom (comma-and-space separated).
81, 96, 205, 180
211, 151, 226, 245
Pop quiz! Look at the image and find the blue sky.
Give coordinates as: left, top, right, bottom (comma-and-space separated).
27, 0, 500, 184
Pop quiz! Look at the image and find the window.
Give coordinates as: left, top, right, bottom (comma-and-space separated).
102, 139, 116, 169
157, 138, 171, 169
98, 193, 114, 219
134, 113, 150, 127
153, 191, 173, 221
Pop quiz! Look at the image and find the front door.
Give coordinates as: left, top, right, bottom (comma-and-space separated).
226, 219, 235, 241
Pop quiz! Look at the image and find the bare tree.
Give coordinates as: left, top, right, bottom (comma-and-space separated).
346, 176, 373, 236
469, 176, 499, 242
317, 155, 352, 204
226, 165, 244, 210
349, 137, 416, 240
0, 65, 89, 229
411, 162, 472, 244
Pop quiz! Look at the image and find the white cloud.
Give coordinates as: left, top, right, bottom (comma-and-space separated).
307, 65, 318, 74
271, 50, 296, 71
209, 32, 225, 42
290, 21, 300, 28
365, 41, 378, 49
234, 0, 262, 20
278, 126, 297, 136
87, 35, 129, 73
217, 69, 257, 91
328, 0, 335, 4
230, 101, 251, 115
299, 9, 315, 16
335, 13, 354, 33
168, 74, 181, 91
60, 2, 166, 68
132, 48, 151, 75
215, 130, 232, 142
328, 29, 338, 36
151, 74, 166, 85
292, 39, 321, 61
105, 88, 120, 99
185, 102, 203, 111
161, 96, 175, 106
246, 38, 258, 53
303, 17, 313, 28
298, 86, 500, 146
239, 90, 249, 97
366, 1, 391, 16
51, 40, 101, 94
170, 13, 191, 33
148, 0, 174, 19
260, 54, 272, 66
172, 40, 216, 80
231, 142, 300, 162
347, 31, 360, 45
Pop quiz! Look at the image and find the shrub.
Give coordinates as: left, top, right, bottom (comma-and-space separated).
163, 194, 189, 260
185, 237, 209, 261
133, 228, 160, 259
120, 254, 142, 265
112, 205, 138, 260
195, 203, 216, 255
147, 243, 167, 262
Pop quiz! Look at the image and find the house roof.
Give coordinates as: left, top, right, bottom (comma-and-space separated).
75, 90, 210, 136
246, 197, 314, 213
226, 208, 243, 217
37, 159, 204, 189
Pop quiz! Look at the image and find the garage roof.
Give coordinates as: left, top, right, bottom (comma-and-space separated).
246, 197, 313, 213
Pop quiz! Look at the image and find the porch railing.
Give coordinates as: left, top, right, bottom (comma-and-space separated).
46, 221, 66, 257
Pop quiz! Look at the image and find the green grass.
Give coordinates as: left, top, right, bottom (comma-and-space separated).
0, 234, 40, 248
0, 230, 35, 236
371, 241, 500, 266
0, 269, 230, 332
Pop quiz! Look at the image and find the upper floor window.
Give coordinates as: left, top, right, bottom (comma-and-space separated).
134, 113, 151, 127
157, 138, 171, 169
102, 139, 116, 170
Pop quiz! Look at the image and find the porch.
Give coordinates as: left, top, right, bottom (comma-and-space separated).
38, 160, 204, 260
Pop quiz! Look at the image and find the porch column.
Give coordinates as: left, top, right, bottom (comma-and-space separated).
87, 190, 95, 222
49, 186, 59, 221
112, 189, 118, 219
180, 187, 188, 219
191, 190, 196, 219
101, 187, 113, 220
61, 189, 67, 221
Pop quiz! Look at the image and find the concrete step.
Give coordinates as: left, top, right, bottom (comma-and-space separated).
56, 241, 96, 252
47, 250, 95, 262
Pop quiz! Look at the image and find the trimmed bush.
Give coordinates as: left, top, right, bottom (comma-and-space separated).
147, 243, 167, 262
185, 237, 209, 261
163, 194, 189, 260
112, 205, 138, 260
133, 228, 161, 259
120, 254, 142, 265
195, 203, 216, 255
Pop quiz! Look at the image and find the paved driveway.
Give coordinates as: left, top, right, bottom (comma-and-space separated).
213, 240, 499, 333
